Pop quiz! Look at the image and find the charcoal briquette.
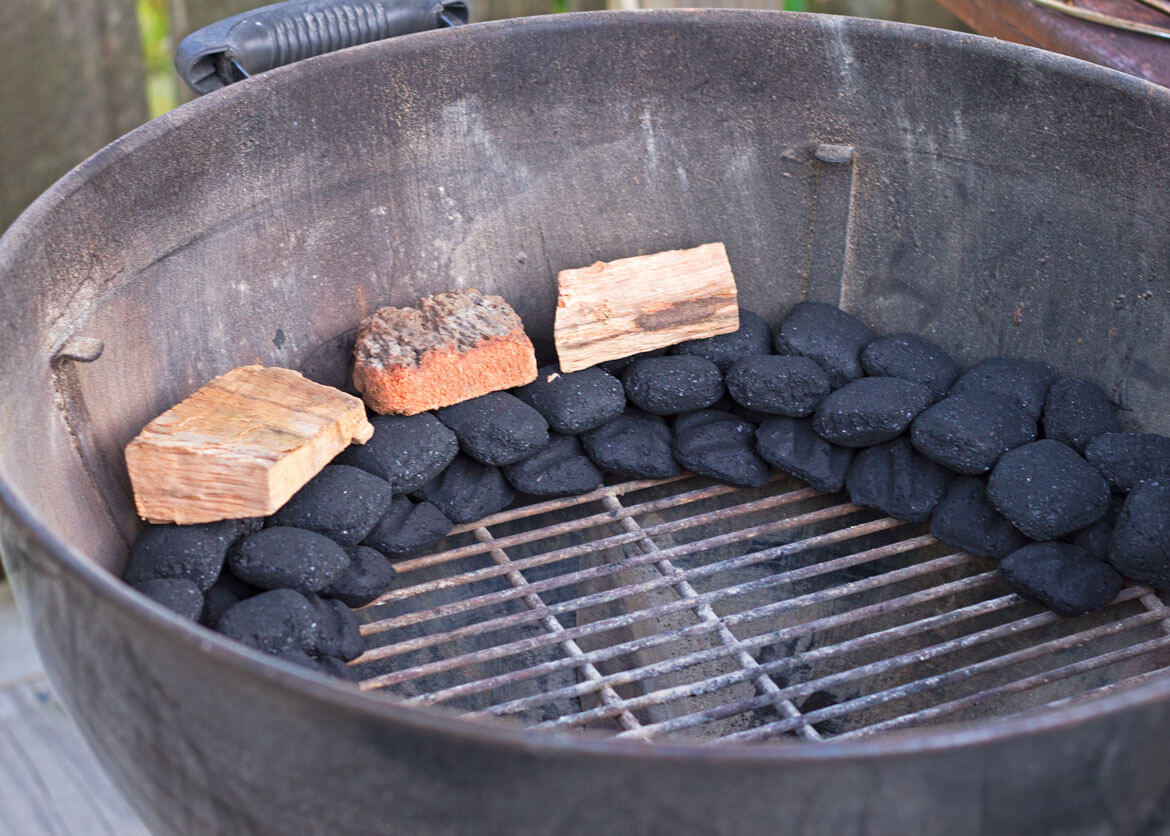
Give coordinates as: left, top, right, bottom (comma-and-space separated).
987, 440, 1111, 540
129, 578, 204, 621
419, 454, 516, 524
271, 464, 394, 546
504, 434, 603, 497
313, 655, 362, 683
929, 476, 1030, 560
772, 301, 875, 388
364, 496, 453, 554
622, 356, 724, 415
216, 588, 321, 656
672, 411, 771, 488
1041, 377, 1120, 453
949, 357, 1056, 420
514, 364, 626, 434
229, 526, 351, 594
436, 392, 549, 466
860, 332, 960, 401
1084, 432, 1170, 493
998, 542, 1123, 616
670, 308, 772, 371
812, 377, 932, 447
124, 519, 250, 591
334, 412, 458, 494
910, 391, 1036, 475
202, 571, 261, 628
581, 409, 681, 480
308, 596, 365, 661
725, 355, 830, 417
324, 545, 397, 608
756, 417, 853, 493
846, 437, 953, 522
598, 347, 667, 377
1109, 480, 1170, 590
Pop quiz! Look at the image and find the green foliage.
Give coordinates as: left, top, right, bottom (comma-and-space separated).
783, 0, 809, 9
137, 0, 178, 117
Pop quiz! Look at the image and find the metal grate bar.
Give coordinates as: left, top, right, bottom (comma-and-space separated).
838, 631, 1170, 739
470, 527, 644, 733
356, 521, 919, 689
364, 483, 821, 611
619, 586, 1152, 740
1138, 591, 1170, 635
597, 493, 821, 741
715, 602, 1165, 743
355, 512, 900, 665
408, 537, 947, 709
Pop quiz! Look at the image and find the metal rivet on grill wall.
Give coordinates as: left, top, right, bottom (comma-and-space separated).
815, 143, 855, 164
53, 336, 104, 364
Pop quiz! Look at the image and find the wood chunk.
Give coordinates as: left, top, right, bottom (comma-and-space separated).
352, 288, 538, 414
125, 366, 374, 525
554, 243, 739, 373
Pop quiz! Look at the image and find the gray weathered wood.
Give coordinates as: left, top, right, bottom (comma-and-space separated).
0, 0, 147, 232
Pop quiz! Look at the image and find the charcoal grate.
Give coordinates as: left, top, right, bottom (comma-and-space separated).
348, 474, 1170, 743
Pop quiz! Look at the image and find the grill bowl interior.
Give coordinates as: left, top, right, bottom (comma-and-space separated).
3, 10, 1170, 834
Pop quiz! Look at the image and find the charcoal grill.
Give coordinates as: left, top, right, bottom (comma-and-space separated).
3, 8, 1170, 835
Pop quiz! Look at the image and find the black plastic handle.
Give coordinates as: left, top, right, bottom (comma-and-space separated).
175, 0, 468, 94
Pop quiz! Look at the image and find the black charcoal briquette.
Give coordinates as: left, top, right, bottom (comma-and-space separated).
756, 417, 853, 493
217, 589, 321, 656
598, 347, 667, 377
420, 454, 516, 524
436, 392, 549, 466
999, 542, 1122, 616
772, 302, 875, 388
514, 364, 626, 434
1084, 432, 1170, 493
910, 392, 1036, 475
929, 476, 1030, 560
949, 357, 1056, 420
812, 377, 932, 447
1041, 377, 1120, 453
130, 578, 204, 621
581, 409, 681, 480
1109, 480, 1170, 590
670, 308, 772, 371
308, 596, 365, 661
202, 571, 260, 628
725, 355, 830, 417
272, 464, 394, 546
334, 412, 458, 494
314, 655, 362, 683
860, 333, 959, 401
672, 411, 771, 488
504, 434, 603, 497
622, 356, 724, 415
229, 526, 351, 594
124, 519, 249, 591
987, 440, 1111, 541
364, 497, 453, 554
324, 545, 397, 608
846, 437, 953, 522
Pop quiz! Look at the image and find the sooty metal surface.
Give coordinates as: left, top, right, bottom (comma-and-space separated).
350, 475, 1170, 743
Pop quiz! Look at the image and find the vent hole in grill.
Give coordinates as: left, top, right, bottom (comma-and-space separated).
347, 474, 1170, 743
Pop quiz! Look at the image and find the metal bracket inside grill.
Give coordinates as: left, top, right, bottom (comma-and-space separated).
349, 475, 1170, 743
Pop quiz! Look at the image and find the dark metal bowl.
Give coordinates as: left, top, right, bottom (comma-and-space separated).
3, 11, 1170, 834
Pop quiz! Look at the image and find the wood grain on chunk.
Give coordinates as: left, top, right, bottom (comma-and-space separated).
554, 243, 739, 373
125, 366, 374, 525
353, 289, 537, 414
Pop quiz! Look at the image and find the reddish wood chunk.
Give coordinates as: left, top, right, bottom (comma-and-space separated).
353, 288, 537, 414
125, 366, 374, 524
554, 243, 740, 373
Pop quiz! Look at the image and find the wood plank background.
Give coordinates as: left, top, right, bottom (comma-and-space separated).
0, 0, 964, 233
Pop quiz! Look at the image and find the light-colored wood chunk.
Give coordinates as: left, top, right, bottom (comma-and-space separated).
554, 242, 739, 372
125, 365, 374, 524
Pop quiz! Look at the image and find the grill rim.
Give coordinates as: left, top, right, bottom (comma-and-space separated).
7, 5, 1170, 772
